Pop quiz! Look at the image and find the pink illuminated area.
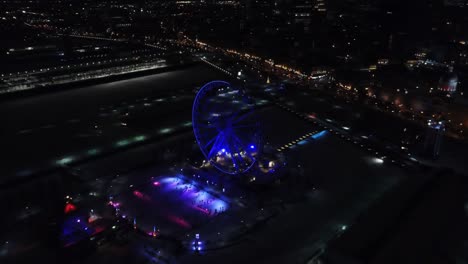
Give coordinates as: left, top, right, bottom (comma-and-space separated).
133, 190, 151, 201
108, 201, 120, 208
168, 215, 192, 229
147, 231, 159, 237
117, 176, 230, 235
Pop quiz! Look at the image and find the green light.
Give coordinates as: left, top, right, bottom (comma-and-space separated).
159, 128, 172, 134
134, 135, 146, 142
56, 156, 74, 165
183, 121, 192, 127
87, 148, 100, 155
116, 139, 131, 147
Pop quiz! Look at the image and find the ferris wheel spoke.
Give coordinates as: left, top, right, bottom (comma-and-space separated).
203, 133, 220, 149
207, 133, 225, 159
232, 134, 255, 163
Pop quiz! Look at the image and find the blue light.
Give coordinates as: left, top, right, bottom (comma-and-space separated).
192, 80, 260, 175
312, 130, 327, 139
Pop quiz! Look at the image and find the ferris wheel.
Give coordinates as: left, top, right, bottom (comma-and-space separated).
192, 81, 261, 175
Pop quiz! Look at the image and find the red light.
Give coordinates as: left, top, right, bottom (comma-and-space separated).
133, 190, 150, 201
133, 190, 143, 198
193, 206, 210, 215
64, 203, 76, 214
168, 215, 192, 228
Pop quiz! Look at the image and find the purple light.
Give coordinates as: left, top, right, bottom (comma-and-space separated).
149, 176, 229, 220
108, 201, 120, 208
76, 219, 81, 223
153, 181, 160, 186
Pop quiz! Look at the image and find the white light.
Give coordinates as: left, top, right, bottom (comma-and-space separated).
373, 158, 384, 164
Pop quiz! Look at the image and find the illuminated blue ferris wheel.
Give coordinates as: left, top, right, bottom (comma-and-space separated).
192, 81, 261, 175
